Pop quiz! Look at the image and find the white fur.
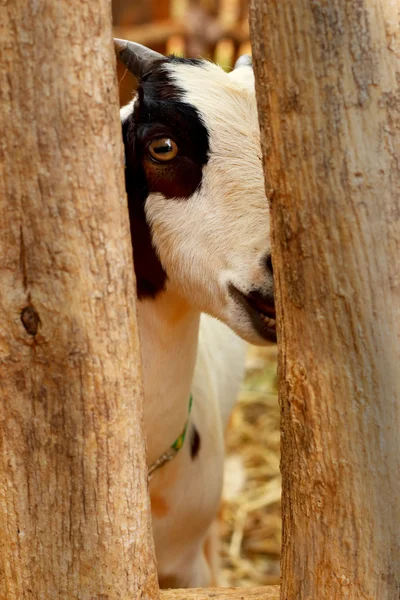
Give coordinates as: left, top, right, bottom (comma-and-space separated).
122, 62, 272, 588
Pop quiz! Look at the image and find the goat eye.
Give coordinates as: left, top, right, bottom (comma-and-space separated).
148, 138, 178, 162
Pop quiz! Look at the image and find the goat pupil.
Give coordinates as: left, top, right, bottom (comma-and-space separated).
155, 140, 172, 154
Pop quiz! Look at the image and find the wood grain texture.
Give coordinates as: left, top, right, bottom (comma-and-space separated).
0, 1, 159, 598
250, 1, 400, 599
161, 586, 280, 599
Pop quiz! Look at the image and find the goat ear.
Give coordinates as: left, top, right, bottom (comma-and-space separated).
114, 38, 164, 79
234, 55, 253, 69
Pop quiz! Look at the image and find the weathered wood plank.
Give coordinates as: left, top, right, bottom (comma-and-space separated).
250, 0, 400, 598
0, 1, 158, 598
161, 586, 280, 599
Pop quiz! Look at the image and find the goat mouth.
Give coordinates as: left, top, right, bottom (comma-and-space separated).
228, 284, 277, 343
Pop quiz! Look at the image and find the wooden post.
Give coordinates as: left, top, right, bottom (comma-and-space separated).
0, 1, 159, 599
250, 1, 400, 599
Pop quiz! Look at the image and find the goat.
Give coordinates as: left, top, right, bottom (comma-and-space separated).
115, 39, 275, 589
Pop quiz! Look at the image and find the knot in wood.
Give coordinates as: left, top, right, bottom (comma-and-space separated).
21, 305, 40, 336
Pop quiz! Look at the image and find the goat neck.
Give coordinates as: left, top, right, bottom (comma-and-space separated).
136, 287, 200, 466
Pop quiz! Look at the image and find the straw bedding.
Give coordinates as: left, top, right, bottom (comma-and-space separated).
220, 345, 281, 587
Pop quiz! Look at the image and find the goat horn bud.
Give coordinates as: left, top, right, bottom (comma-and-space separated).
114, 38, 163, 79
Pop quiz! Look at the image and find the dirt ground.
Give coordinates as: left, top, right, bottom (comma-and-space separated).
220, 344, 281, 587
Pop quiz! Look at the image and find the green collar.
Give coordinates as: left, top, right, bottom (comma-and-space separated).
171, 393, 193, 450
148, 394, 193, 481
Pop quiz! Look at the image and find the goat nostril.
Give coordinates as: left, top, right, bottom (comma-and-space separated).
265, 254, 273, 275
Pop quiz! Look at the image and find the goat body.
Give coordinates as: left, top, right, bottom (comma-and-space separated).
140, 297, 246, 587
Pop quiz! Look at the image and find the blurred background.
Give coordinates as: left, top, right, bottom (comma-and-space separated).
113, 0, 251, 105
112, 0, 281, 587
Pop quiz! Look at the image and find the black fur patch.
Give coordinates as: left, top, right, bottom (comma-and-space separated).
190, 425, 201, 460
122, 58, 210, 299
